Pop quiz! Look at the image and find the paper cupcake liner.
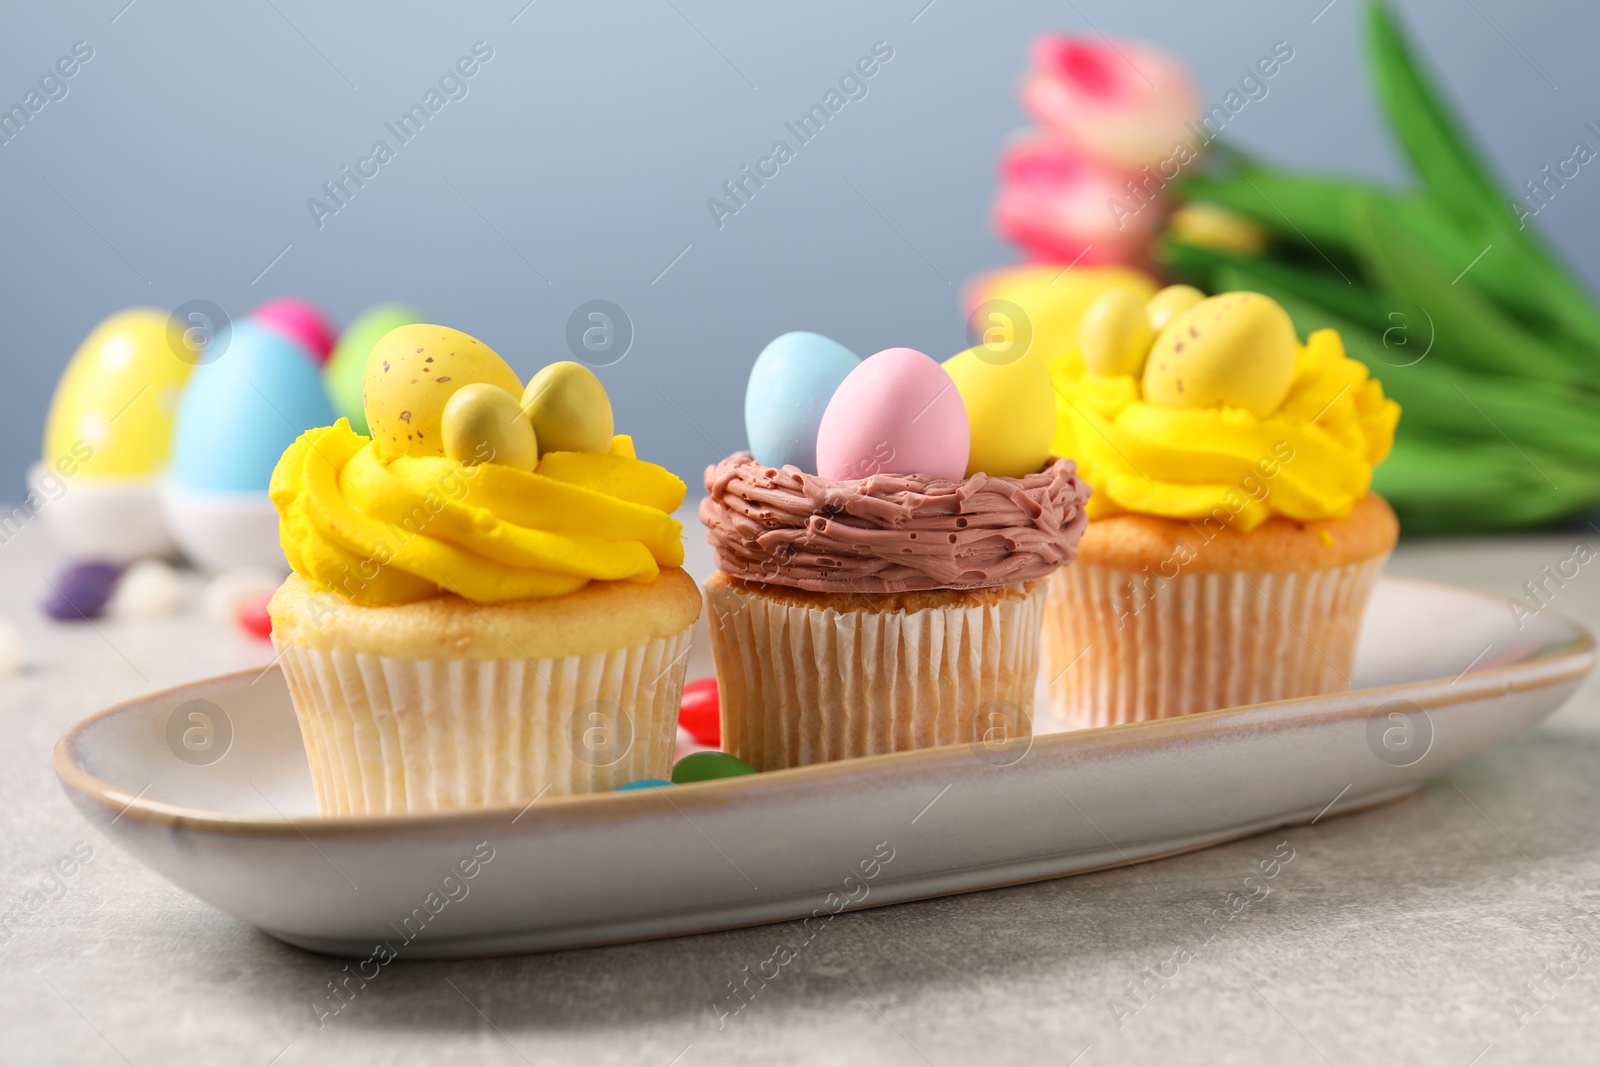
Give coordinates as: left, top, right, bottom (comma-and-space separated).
1043, 556, 1388, 729
276, 629, 693, 815
705, 579, 1046, 770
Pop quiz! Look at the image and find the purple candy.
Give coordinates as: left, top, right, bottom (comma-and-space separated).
44, 561, 124, 621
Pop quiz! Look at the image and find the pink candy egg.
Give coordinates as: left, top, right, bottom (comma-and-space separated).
815, 348, 970, 482
250, 297, 338, 364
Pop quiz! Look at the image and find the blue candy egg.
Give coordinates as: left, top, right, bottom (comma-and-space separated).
616, 778, 674, 791
744, 331, 858, 473
171, 322, 336, 492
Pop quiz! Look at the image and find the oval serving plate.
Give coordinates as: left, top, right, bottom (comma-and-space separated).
55, 577, 1593, 959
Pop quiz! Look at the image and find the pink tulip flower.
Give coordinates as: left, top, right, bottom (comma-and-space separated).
993, 135, 1162, 265
1021, 35, 1200, 170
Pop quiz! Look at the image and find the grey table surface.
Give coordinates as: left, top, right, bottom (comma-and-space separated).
2, 515, 1598, 1067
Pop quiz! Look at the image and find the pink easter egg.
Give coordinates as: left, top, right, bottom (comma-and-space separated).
250, 297, 338, 364
815, 348, 970, 482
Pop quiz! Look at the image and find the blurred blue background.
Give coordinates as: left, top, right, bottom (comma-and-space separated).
2, 0, 1596, 495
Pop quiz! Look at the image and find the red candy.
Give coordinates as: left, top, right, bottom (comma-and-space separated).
678, 677, 720, 747
235, 591, 274, 640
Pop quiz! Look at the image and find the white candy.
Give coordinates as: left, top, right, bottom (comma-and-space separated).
0, 621, 24, 677
109, 558, 185, 618
203, 568, 283, 625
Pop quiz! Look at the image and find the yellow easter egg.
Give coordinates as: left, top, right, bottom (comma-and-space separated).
1145, 284, 1205, 333
521, 362, 614, 454
43, 308, 193, 479
942, 344, 1054, 478
1142, 292, 1297, 417
1079, 289, 1154, 378
441, 383, 538, 469
364, 325, 523, 461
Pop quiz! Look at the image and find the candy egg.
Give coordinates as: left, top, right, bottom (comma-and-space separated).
744, 331, 859, 472
521, 362, 614, 454
1145, 284, 1205, 333
365, 325, 523, 461
671, 751, 756, 783
43, 561, 122, 621
815, 348, 970, 482
43, 308, 192, 479
941, 344, 1053, 478
616, 778, 674, 791
441, 383, 538, 469
324, 304, 424, 434
250, 297, 338, 364
677, 677, 720, 747
1079, 288, 1154, 378
1142, 292, 1298, 417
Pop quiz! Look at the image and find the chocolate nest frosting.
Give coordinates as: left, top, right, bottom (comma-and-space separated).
700, 453, 1091, 594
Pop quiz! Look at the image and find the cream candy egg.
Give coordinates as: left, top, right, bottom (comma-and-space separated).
1145, 284, 1205, 333
942, 342, 1053, 478
815, 348, 969, 482
521, 361, 614, 454
365, 325, 523, 461
1142, 292, 1297, 417
442, 383, 538, 469
1078, 288, 1154, 378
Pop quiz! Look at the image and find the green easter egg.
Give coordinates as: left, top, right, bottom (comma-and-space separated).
324, 303, 424, 434
671, 751, 756, 783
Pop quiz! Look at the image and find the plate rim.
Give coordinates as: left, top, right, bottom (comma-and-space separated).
54, 575, 1596, 836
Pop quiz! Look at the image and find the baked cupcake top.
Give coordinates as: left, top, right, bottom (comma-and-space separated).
1053, 287, 1399, 532
270, 325, 685, 606
704, 332, 1091, 594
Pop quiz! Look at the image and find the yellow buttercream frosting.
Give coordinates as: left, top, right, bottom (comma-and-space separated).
1051, 328, 1398, 532
270, 420, 685, 605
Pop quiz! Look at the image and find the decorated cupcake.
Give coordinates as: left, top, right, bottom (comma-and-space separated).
700, 331, 1091, 770
1045, 286, 1400, 727
267, 325, 699, 814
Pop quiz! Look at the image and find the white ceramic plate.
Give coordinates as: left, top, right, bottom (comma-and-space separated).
55, 576, 1593, 959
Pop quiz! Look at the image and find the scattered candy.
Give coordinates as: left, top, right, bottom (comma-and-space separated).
671, 751, 756, 784
0, 621, 25, 676
235, 591, 273, 640
615, 778, 674, 791
108, 558, 183, 618
815, 348, 970, 482
441, 383, 538, 469
365, 324, 523, 461
44, 560, 123, 620
744, 332, 859, 472
522, 361, 614, 455
203, 568, 283, 625
677, 677, 721, 747
1143, 292, 1297, 417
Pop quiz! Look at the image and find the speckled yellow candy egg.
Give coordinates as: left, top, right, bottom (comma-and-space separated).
1142, 292, 1297, 417
43, 308, 193, 478
364, 325, 523, 461
521, 362, 614, 454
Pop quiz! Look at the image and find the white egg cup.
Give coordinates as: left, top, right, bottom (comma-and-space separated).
26, 462, 179, 563
159, 480, 288, 574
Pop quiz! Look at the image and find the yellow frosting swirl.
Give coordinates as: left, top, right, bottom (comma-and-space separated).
269, 420, 685, 605
1050, 328, 1399, 532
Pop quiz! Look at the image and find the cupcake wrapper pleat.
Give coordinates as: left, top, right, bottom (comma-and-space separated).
705, 580, 1046, 770
1043, 556, 1388, 728
275, 629, 692, 815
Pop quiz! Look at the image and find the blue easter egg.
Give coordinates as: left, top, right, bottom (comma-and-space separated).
744, 331, 858, 473
171, 322, 336, 492
616, 778, 674, 791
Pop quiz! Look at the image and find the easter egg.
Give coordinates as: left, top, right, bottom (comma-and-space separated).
963, 264, 1158, 363
744, 331, 859, 472
616, 778, 674, 791
324, 304, 423, 434
815, 349, 970, 482
43, 560, 123, 620
250, 297, 337, 364
522, 362, 614, 454
942, 343, 1053, 478
441, 383, 538, 469
1079, 288, 1155, 378
171, 322, 336, 492
365, 325, 523, 461
671, 751, 756, 784
43, 308, 193, 479
1142, 292, 1298, 417
1145, 284, 1205, 333
678, 677, 720, 747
